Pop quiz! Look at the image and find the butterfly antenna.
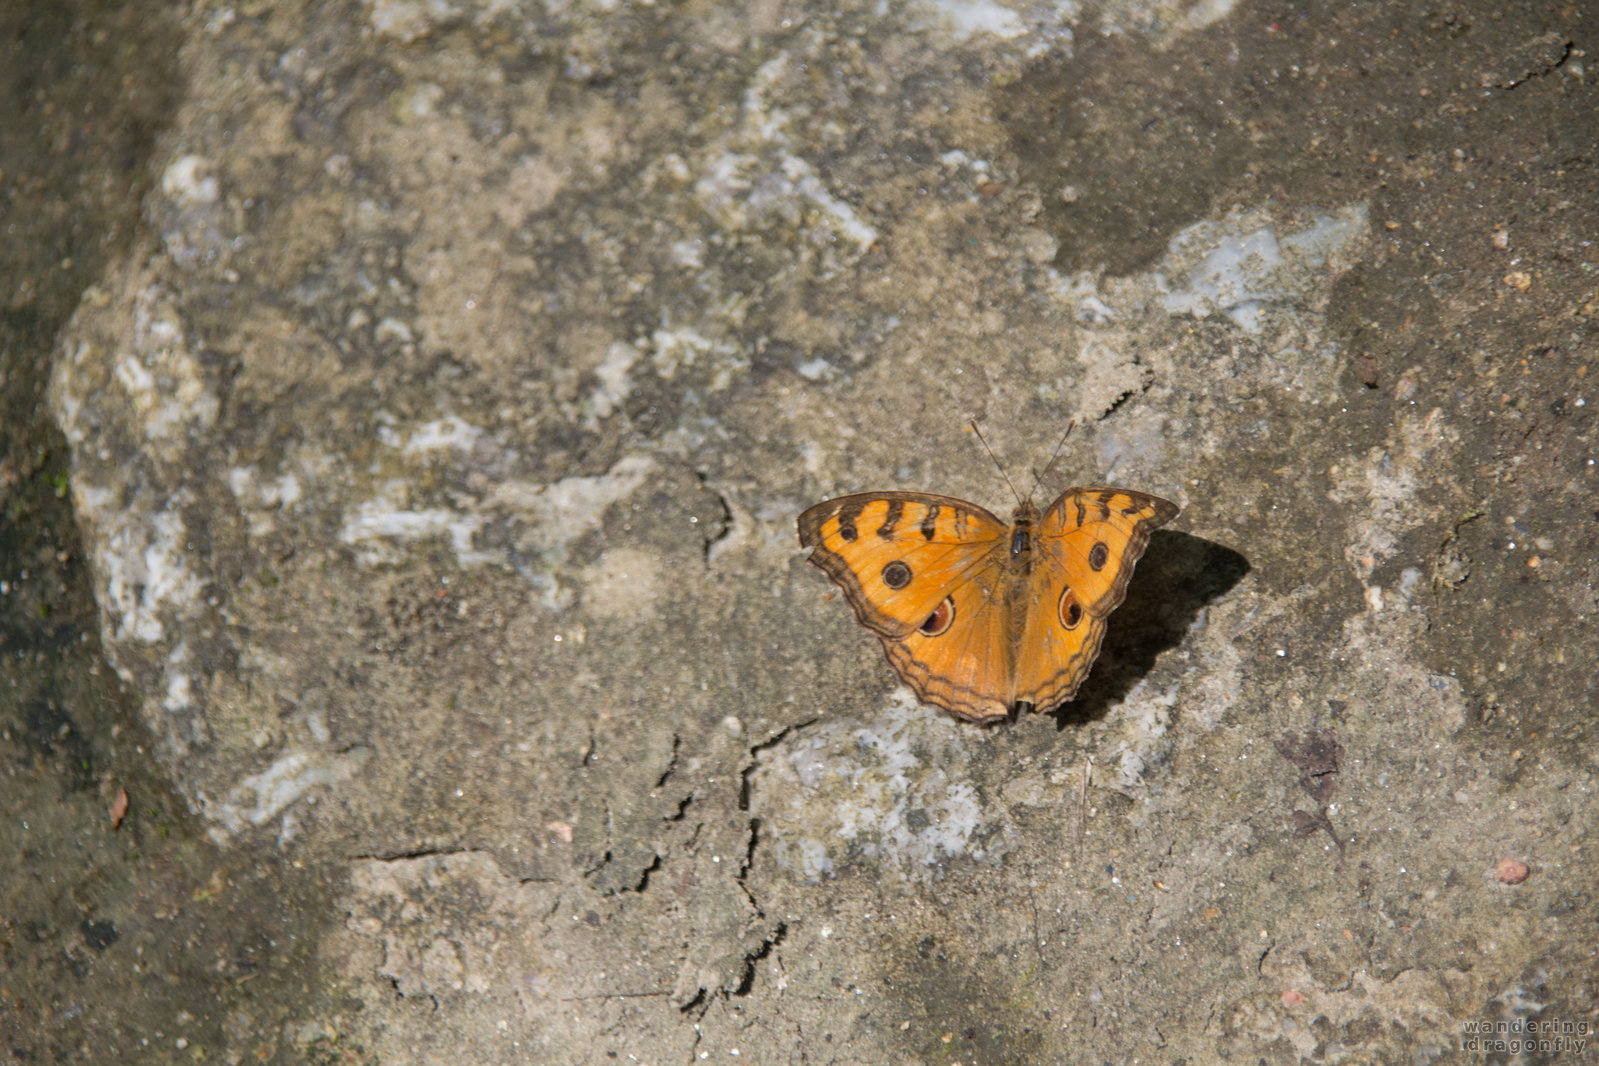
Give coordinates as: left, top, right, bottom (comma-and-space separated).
969, 420, 1024, 507
1028, 420, 1076, 500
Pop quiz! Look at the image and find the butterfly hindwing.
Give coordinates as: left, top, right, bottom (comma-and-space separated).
796, 492, 1007, 639
1011, 598, 1109, 714
878, 574, 1015, 722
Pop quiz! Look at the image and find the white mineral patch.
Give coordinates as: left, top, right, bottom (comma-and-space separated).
585, 341, 639, 425
694, 56, 878, 268
1095, 0, 1237, 40
794, 357, 834, 382
1157, 204, 1368, 334
698, 149, 881, 259
507, 454, 658, 563
341, 423, 657, 570
162, 640, 194, 714
798, 440, 826, 477
399, 415, 485, 455
668, 239, 704, 268
205, 747, 372, 836
74, 487, 203, 646
753, 692, 998, 882
694, 152, 752, 220
227, 466, 305, 537
1039, 205, 1366, 343
767, 154, 880, 254
89, 285, 221, 440
114, 350, 218, 440
366, 0, 460, 43
507, 454, 657, 545
1170, 0, 1237, 33
921, 0, 1026, 39
228, 466, 303, 507
160, 154, 219, 207
399, 82, 445, 121
913, 0, 1242, 51
1045, 269, 1120, 326
649, 326, 729, 380
373, 317, 415, 345
1331, 406, 1458, 592
1178, 621, 1243, 732
1107, 681, 1180, 792
340, 493, 489, 565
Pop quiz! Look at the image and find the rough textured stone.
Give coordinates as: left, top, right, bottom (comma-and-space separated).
25, 0, 1599, 1061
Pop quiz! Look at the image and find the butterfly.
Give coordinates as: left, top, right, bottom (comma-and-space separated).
797, 476, 1178, 722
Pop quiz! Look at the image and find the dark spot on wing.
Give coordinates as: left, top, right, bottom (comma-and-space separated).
920, 596, 955, 635
837, 499, 866, 543
1058, 588, 1083, 629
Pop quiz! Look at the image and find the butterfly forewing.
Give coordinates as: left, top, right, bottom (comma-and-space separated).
1036, 488, 1178, 616
1011, 487, 1179, 709
796, 492, 1008, 639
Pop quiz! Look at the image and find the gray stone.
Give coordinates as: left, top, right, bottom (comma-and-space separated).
38, 0, 1599, 1061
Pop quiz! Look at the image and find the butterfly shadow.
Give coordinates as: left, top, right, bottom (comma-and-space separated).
1049, 529, 1250, 730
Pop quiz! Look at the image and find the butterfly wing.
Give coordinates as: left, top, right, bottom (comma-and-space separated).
797, 492, 1007, 638
1013, 488, 1179, 712
876, 574, 1016, 722
797, 492, 1016, 721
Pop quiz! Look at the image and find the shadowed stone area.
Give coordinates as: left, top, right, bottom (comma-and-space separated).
5, 0, 1596, 1060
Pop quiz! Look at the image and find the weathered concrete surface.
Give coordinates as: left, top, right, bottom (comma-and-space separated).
24, 0, 1599, 1061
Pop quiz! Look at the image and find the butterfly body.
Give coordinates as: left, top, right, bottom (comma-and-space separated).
797, 487, 1178, 722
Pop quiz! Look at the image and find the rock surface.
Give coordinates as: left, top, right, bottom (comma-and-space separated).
9, 0, 1597, 1061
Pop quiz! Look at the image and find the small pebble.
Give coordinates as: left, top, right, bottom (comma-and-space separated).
1494, 857, 1530, 884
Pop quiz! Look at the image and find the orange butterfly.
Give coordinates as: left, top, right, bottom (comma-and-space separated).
797, 477, 1177, 722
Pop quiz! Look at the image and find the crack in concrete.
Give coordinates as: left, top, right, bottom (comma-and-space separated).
664, 722, 824, 1018
618, 852, 662, 895
350, 846, 471, 862
678, 988, 708, 1016
739, 717, 820, 811
694, 472, 734, 565
665, 791, 694, 821
732, 921, 788, 997
656, 732, 681, 788
559, 989, 673, 1002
